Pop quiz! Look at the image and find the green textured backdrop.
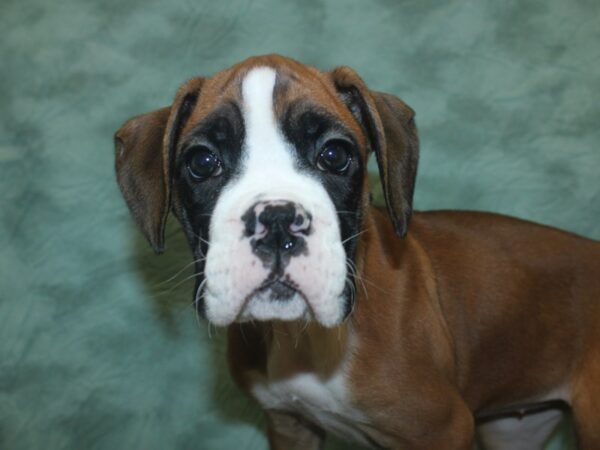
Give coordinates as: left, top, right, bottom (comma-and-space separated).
1, 0, 598, 449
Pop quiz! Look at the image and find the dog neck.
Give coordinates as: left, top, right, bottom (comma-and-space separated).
266, 320, 351, 380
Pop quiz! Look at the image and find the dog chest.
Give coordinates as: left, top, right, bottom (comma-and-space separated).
248, 323, 377, 447
251, 368, 374, 447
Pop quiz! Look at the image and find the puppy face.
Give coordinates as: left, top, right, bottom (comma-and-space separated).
174, 65, 367, 327
115, 55, 418, 328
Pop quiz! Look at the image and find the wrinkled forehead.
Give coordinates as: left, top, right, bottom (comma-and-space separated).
179, 59, 365, 147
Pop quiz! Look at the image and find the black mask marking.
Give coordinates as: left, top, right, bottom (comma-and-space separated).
173, 101, 245, 315
279, 100, 365, 318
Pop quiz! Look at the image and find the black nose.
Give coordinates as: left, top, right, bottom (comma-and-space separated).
259, 203, 296, 252
242, 201, 311, 261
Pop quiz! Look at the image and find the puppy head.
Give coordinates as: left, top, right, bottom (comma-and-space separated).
115, 55, 418, 327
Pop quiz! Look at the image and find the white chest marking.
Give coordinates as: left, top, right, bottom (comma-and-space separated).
252, 369, 373, 446
250, 326, 374, 447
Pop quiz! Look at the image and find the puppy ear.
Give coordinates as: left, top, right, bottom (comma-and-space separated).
114, 107, 170, 253
330, 67, 419, 237
114, 78, 203, 253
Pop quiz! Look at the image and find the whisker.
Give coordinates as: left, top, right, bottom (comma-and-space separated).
160, 270, 204, 293
274, 331, 281, 350
187, 230, 211, 247
197, 236, 210, 246
239, 323, 248, 345
343, 277, 357, 324
345, 258, 369, 302
191, 279, 208, 315
344, 261, 358, 296
347, 262, 393, 297
193, 301, 204, 332
157, 257, 206, 286
295, 320, 310, 348
357, 275, 392, 295
341, 228, 369, 245
345, 276, 357, 303
197, 277, 208, 299
300, 319, 310, 335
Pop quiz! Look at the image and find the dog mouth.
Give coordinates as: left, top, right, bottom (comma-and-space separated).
234, 275, 312, 323
257, 278, 300, 301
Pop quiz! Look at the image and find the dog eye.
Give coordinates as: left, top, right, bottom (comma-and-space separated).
316, 140, 352, 174
186, 145, 223, 181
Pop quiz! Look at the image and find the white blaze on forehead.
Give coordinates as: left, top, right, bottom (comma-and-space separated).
240, 66, 297, 187
202, 66, 348, 327
242, 67, 281, 158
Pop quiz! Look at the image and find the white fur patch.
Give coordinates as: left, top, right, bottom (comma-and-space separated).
251, 327, 373, 447
202, 67, 347, 327
477, 409, 564, 450
253, 371, 372, 445
477, 386, 570, 450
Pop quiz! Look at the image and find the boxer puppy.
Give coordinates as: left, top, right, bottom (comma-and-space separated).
114, 54, 600, 449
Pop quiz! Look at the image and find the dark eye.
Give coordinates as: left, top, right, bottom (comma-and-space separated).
186, 145, 223, 181
316, 140, 352, 174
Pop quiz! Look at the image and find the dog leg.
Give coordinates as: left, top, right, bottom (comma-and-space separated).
572, 367, 600, 449
405, 396, 475, 450
368, 386, 475, 450
572, 392, 600, 449
265, 410, 325, 450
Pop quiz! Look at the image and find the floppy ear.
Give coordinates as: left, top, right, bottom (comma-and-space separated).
330, 67, 419, 237
114, 78, 204, 253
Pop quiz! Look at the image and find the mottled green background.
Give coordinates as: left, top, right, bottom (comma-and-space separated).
1, 0, 598, 449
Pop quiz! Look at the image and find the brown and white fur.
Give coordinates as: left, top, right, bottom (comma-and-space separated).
115, 54, 600, 449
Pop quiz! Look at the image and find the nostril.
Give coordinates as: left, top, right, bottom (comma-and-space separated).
289, 211, 311, 234
255, 219, 267, 236
290, 215, 304, 232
